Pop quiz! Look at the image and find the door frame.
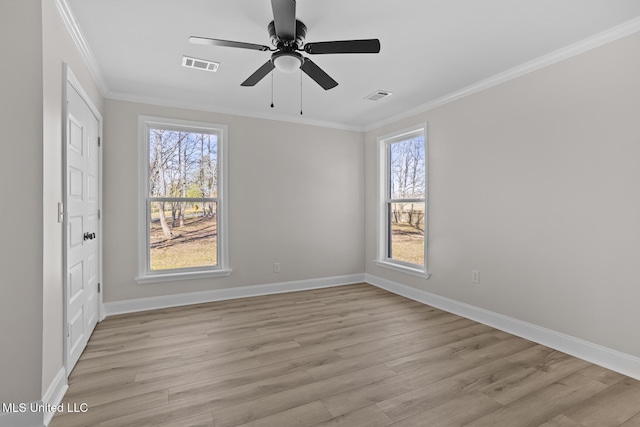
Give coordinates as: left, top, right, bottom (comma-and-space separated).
62, 63, 104, 376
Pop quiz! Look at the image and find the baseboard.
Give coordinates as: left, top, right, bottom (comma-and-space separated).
42, 368, 67, 426
365, 273, 640, 381
103, 274, 366, 317
99, 271, 640, 380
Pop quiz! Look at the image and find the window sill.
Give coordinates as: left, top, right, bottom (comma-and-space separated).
374, 260, 431, 279
136, 268, 232, 284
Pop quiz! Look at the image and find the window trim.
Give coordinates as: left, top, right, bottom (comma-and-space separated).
375, 124, 430, 279
136, 115, 231, 284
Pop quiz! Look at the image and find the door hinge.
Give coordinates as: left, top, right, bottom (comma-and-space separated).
67, 324, 70, 338
98, 283, 101, 293
98, 209, 101, 220
98, 136, 101, 147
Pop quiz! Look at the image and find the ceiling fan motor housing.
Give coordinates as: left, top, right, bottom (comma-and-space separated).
269, 19, 307, 49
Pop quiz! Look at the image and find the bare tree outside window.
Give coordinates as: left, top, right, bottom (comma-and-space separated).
148, 128, 219, 271
388, 135, 425, 266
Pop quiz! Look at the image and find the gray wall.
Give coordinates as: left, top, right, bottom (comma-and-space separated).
41, 0, 104, 394
365, 31, 640, 358
0, 0, 44, 404
0, 0, 104, 405
102, 100, 365, 302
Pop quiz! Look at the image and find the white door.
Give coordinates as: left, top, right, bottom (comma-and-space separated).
65, 78, 100, 373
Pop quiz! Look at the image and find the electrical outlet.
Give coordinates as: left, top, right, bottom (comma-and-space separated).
472, 270, 480, 284
273, 263, 281, 273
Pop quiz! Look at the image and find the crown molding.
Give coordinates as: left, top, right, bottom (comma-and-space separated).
52, 0, 640, 134
363, 16, 640, 133
53, 0, 109, 96
105, 90, 364, 132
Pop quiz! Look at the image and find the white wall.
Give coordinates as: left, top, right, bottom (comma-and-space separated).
0, 0, 44, 404
365, 32, 640, 358
41, 0, 104, 396
103, 100, 364, 303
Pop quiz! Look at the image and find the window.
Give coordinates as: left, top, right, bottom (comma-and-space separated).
376, 124, 429, 278
137, 116, 230, 283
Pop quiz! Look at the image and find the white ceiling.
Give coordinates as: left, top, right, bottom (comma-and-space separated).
66, 0, 640, 130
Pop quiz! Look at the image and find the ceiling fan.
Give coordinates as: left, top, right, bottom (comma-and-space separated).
189, 0, 381, 90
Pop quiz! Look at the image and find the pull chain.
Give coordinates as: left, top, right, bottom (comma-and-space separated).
300, 70, 303, 115
270, 71, 274, 108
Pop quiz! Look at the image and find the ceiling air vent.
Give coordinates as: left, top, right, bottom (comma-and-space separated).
365, 90, 392, 101
182, 56, 219, 72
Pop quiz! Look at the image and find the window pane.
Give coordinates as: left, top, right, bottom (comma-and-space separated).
149, 129, 218, 198
149, 201, 217, 270
388, 202, 425, 266
389, 137, 425, 199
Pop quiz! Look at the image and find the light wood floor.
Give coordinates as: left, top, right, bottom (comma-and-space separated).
51, 283, 640, 427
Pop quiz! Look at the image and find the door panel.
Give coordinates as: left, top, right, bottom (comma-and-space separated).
68, 261, 84, 303
68, 308, 84, 356
66, 80, 100, 373
68, 216, 83, 248
69, 167, 83, 198
69, 116, 83, 154
88, 176, 98, 201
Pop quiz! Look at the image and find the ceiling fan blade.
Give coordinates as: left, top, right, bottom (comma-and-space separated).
271, 0, 296, 40
241, 60, 275, 86
300, 58, 338, 90
304, 39, 381, 55
189, 36, 270, 52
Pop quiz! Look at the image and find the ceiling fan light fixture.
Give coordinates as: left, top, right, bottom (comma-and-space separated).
272, 51, 303, 73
